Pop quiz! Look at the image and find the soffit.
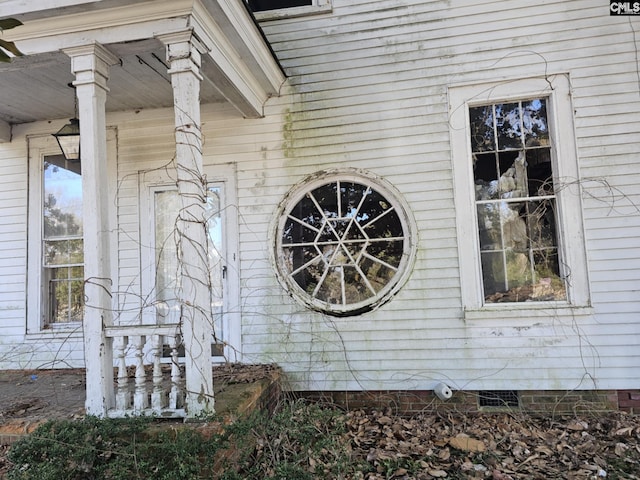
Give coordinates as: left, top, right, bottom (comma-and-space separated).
0, 0, 284, 125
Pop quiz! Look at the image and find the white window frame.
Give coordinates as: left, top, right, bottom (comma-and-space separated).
448, 74, 591, 318
251, 0, 331, 20
139, 163, 241, 361
26, 130, 117, 335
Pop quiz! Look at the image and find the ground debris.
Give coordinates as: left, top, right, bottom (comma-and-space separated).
344, 410, 640, 479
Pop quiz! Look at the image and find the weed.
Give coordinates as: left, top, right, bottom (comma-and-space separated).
6, 400, 367, 480
7, 416, 224, 480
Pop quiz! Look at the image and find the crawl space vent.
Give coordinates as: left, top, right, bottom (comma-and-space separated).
479, 390, 519, 408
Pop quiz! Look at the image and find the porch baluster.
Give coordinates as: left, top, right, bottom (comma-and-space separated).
168, 334, 183, 409
133, 335, 148, 411
114, 336, 130, 411
150, 334, 165, 411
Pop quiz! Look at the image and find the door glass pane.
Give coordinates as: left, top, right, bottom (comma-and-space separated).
154, 190, 180, 322
154, 187, 224, 344
205, 187, 223, 343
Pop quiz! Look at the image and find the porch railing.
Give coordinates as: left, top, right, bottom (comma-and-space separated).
104, 324, 186, 418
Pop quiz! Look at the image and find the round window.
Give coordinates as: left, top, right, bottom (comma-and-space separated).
274, 170, 416, 316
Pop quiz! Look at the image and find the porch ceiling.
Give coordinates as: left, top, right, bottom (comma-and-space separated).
0, 0, 284, 127
0, 40, 228, 125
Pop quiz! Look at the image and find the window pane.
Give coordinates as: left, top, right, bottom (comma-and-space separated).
360, 243, 401, 289
495, 103, 522, 150
481, 251, 505, 298
343, 267, 371, 304
289, 246, 323, 294
362, 206, 403, 239
533, 251, 566, 300
501, 201, 528, 251
205, 187, 224, 340
523, 99, 549, 147
205, 188, 223, 312
469, 105, 495, 152
339, 181, 368, 218
315, 266, 343, 304
43, 155, 82, 238
283, 216, 318, 244
474, 153, 499, 200
289, 194, 324, 231
497, 151, 527, 199
477, 203, 502, 251
47, 266, 84, 323
504, 250, 534, 291
526, 148, 553, 196
311, 183, 339, 218
527, 200, 558, 249
44, 239, 84, 266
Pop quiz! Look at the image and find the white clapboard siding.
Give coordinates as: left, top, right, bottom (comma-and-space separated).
0, 145, 27, 356
236, 0, 639, 391
0, 0, 637, 390
0, 142, 83, 368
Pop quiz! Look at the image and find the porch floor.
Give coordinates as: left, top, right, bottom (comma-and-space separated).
0, 363, 281, 445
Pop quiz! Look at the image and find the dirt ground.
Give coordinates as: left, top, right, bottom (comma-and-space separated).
0, 364, 279, 477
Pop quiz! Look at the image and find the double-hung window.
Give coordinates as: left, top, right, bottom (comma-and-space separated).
470, 98, 564, 303
41, 154, 84, 324
28, 136, 84, 330
28, 132, 116, 333
449, 75, 590, 314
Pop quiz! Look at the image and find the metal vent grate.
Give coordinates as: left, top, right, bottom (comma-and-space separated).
479, 390, 519, 408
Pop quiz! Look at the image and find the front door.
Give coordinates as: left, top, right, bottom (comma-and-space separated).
145, 170, 239, 361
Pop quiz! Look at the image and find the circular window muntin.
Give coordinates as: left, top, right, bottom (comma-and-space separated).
273, 169, 417, 316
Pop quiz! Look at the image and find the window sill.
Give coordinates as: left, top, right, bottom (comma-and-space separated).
253, 3, 332, 21
26, 324, 83, 341
463, 304, 594, 321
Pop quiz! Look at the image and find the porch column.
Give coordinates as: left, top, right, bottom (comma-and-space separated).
64, 43, 118, 417
160, 32, 214, 416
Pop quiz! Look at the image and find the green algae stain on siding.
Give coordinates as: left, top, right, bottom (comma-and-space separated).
282, 107, 294, 159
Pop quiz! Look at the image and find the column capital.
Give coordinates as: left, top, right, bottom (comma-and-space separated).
63, 42, 119, 91
157, 30, 208, 52
158, 30, 207, 79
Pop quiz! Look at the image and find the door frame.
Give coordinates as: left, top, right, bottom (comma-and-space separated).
139, 162, 240, 361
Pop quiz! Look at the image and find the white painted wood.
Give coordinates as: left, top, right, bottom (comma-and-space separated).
1, 0, 639, 395
104, 324, 186, 418
1, 0, 284, 125
163, 33, 215, 417
67, 42, 119, 417
0, 0, 103, 17
448, 75, 591, 311
0, 120, 10, 143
